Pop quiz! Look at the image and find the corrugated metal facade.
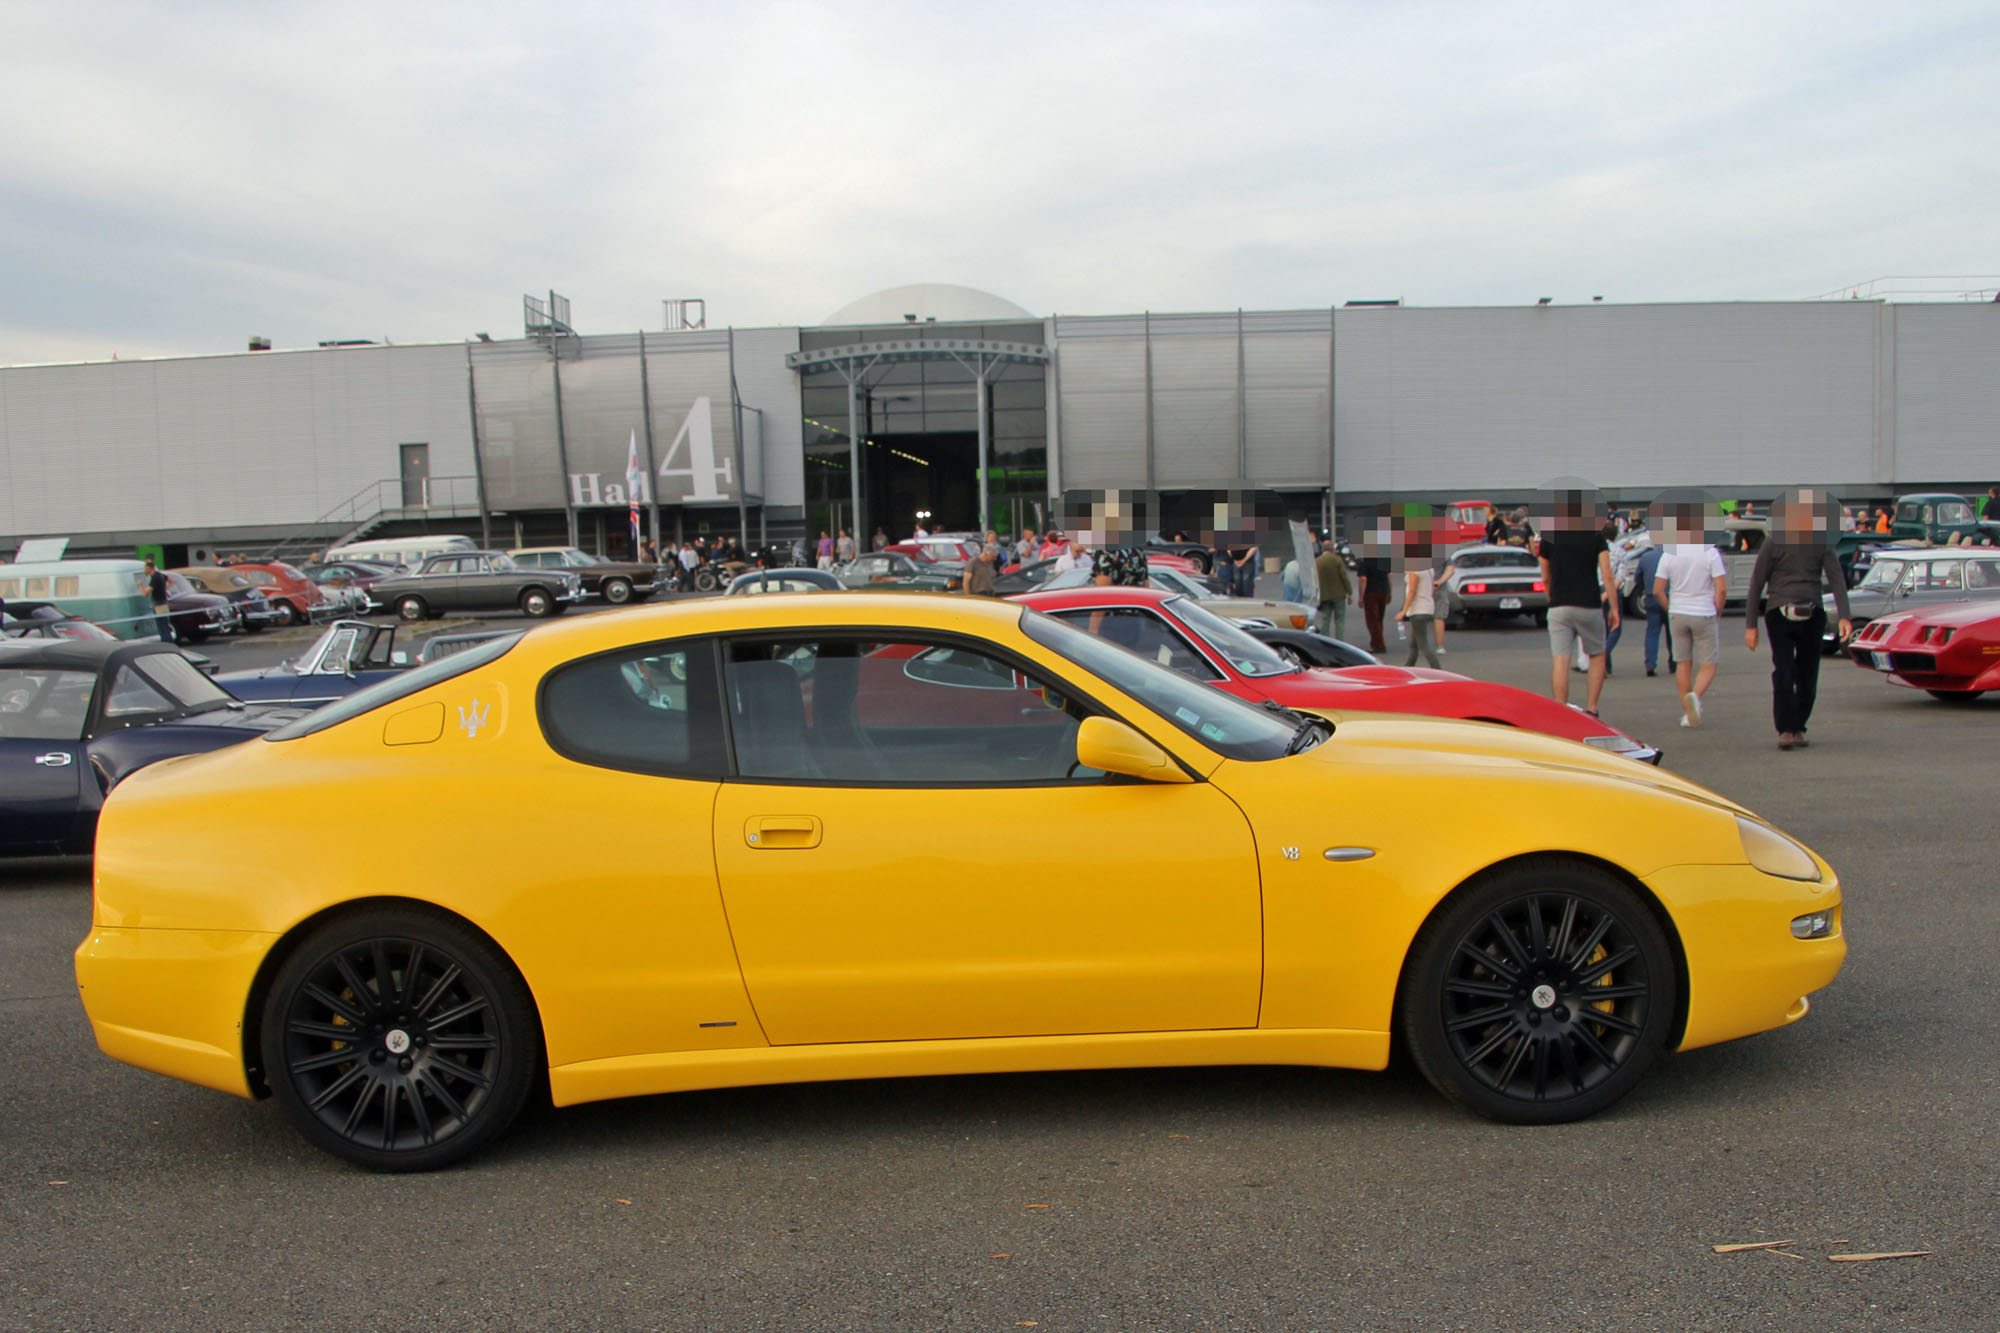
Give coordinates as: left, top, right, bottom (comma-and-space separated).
4, 300, 1996, 547
0, 343, 474, 536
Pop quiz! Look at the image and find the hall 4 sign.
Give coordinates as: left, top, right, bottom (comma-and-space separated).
568, 397, 733, 506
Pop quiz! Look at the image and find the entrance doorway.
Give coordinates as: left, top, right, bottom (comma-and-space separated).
400, 443, 431, 506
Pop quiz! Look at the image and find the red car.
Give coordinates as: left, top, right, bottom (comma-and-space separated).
1846, 601, 2000, 700
1013, 586, 1660, 762
227, 562, 331, 626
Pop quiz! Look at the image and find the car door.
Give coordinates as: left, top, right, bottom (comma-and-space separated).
710, 632, 1263, 1047
0, 666, 96, 852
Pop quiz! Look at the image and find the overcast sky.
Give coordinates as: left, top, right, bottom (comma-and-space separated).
2, 1, 1994, 365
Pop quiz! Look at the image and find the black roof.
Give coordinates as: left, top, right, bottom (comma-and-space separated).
0, 638, 185, 672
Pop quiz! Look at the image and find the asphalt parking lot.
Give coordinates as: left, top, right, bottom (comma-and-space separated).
3, 607, 1995, 1332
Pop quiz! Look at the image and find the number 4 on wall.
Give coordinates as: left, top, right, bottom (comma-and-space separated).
657, 396, 732, 501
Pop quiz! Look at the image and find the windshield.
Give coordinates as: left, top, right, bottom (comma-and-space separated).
1859, 560, 1908, 591
1020, 609, 1297, 761
266, 631, 522, 740
1166, 597, 1297, 678
1151, 568, 1211, 599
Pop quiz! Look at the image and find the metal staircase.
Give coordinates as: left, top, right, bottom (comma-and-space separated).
259, 476, 484, 562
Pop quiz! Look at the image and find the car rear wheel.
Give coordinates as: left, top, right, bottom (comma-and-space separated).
519, 588, 554, 618
1401, 861, 1676, 1124
260, 908, 539, 1172
1927, 689, 1985, 702
600, 577, 632, 605
1185, 550, 1212, 575
396, 596, 428, 622
693, 568, 720, 593
276, 602, 302, 627
1532, 610, 1547, 628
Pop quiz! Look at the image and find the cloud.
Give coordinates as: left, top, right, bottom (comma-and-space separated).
1, 0, 1995, 364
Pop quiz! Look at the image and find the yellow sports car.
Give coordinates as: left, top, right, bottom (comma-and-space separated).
75, 594, 1844, 1171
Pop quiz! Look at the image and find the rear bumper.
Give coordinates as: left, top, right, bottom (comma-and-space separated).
74, 926, 274, 1099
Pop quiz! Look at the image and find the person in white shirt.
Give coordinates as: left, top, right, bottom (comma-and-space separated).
1052, 541, 1091, 575
1653, 541, 1727, 728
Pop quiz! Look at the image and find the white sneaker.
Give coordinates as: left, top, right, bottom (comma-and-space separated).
1682, 691, 1702, 728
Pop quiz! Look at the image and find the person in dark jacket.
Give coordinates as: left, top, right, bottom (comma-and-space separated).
1635, 540, 1675, 677
1745, 488, 1853, 751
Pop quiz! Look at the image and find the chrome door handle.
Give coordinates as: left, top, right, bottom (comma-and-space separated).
35, 752, 74, 767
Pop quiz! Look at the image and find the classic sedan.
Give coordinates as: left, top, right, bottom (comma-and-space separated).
508, 547, 663, 605
367, 550, 585, 621
1016, 587, 1659, 763
833, 551, 957, 591
75, 594, 1841, 1170
1438, 545, 1549, 626
159, 571, 241, 644
1, 640, 305, 856
1846, 601, 2000, 700
172, 567, 286, 631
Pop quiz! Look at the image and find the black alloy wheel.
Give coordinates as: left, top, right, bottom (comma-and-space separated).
260, 909, 539, 1171
396, 596, 427, 622
519, 588, 553, 618
601, 577, 632, 604
1402, 862, 1675, 1124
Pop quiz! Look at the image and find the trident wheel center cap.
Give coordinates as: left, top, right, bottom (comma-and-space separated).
1530, 984, 1558, 1011
384, 1029, 412, 1055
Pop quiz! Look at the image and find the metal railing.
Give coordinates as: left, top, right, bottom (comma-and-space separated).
1806, 276, 2000, 302
257, 475, 483, 561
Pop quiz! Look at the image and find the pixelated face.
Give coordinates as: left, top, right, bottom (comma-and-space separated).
1649, 488, 1723, 546
1772, 486, 1841, 545
1057, 489, 1151, 547
1532, 477, 1605, 534
1358, 502, 1437, 569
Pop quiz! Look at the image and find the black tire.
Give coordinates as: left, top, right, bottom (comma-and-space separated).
242, 618, 263, 635
396, 596, 428, 623
184, 627, 208, 644
1400, 860, 1677, 1124
519, 587, 554, 618
1185, 550, 1212, 576
260, 907, 539, 1172
1928, 689, 1985, 702
693, 568, 720, 593
1532, 610, 1548, 628
276, 602, 302, 627
600, 577, 633, 605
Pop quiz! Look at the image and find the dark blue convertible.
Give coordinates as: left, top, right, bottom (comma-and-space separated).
0, 640, 306, 857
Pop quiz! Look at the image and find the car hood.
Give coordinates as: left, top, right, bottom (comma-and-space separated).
1304, 715, 1748, 814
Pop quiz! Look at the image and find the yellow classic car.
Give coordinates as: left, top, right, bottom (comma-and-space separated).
74, 594, 1844, 1170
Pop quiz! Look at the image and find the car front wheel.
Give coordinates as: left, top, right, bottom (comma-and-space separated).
519, 588, 554, 617
601, 577, 632, 604
259, 908, 540, 1172
396, 596, 428, 622
1401, 861, 1676, 1124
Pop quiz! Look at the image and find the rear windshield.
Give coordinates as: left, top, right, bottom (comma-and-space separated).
265, 632, 523, 740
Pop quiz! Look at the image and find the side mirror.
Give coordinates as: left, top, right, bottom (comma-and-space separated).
1074, 716, 1192, 784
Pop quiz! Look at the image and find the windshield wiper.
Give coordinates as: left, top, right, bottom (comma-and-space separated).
1285, 714, 1332, 755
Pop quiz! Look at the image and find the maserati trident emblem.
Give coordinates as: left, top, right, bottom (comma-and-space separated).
457, 699, 491, 738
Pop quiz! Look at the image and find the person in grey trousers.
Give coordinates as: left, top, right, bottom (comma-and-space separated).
1745, 489, 1853, 751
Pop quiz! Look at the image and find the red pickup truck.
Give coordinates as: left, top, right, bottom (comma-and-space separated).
1438, 500, 1498, 547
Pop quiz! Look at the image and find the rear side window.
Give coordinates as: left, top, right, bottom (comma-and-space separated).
539, 642, 725, 778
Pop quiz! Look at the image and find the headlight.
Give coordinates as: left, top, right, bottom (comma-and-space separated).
1791, 909, 1836, 939
1737, 816, 1821, 882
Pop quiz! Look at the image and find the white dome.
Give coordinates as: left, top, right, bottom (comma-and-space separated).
822, 283, 1037, 326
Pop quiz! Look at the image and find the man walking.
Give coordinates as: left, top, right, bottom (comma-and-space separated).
1653, 533, 1725, 728
1746, 490, 1852, 750
1314, 540, 1355, 642
1537, 506, 1619, 714
835, 528, 855, 564
815, 531, 835, 569
1355, 549, 1390, 653
143, 558, 173, 642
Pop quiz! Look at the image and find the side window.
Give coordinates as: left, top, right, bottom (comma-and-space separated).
104, 665, 176, 718
1048, 608, 1222, 681
725, 637, 1086, 785
1932, 561, 1963, 591
539, 642, 724, 779
316, 628, 359, 673
1968, 560, 2000, 590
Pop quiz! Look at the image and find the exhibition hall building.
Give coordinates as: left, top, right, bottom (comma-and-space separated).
1, 282, 1995, 560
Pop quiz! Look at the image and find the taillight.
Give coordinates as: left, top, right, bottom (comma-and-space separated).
1532, 581, 1547, 593
1464, 582, 1488, 595
1290, 614, 1307, 629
